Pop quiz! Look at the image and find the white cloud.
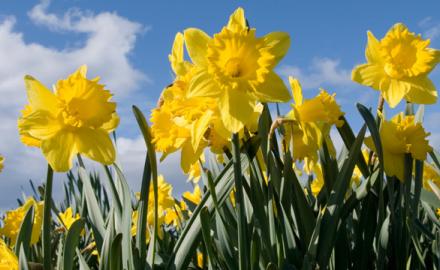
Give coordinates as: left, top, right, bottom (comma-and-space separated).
278, 57, 352, 89
0, 1, 150, 208
419, 17, 440, 41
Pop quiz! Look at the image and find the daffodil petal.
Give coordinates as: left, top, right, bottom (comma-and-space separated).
24, 75, 59, 114
351, 63, 384, 90
383, 150, 405, 182
364, 136, 376, 152
382, 79, 409, 108
41, 130, 77, 172
76, 128, 116, 165
20, 133, 41, 148
365, 31, 382, 63
252, 71, 291, 102
101, 113, 120, 133
184, 28, 210, 67
170, 32, 185, 73
404, 76, 438, 105
227, 7, 246, 32
18, 110, 61, 140
181, 141, 204, 173
191, 110, 213, 151
261, 31, 290, 67
187, 70, 221, 98
219, 88, 255, 133
289, 77, 303, 105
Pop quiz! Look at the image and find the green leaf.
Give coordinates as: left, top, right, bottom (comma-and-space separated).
283, 151, 315, 249
78, 166, 105, 253
76, 249, 92, 270
168, 154, 249, 269
19, 245, 30, 270
337, 116, 369, 178
110, 234, 123, 270
132, 105, 159, 268
63, 219, 85, 270
316, 125, 366, 268
200, 206, 217, 268
99, 210, 116, 270
231, 133, 249, 270
113, 164, 135, 270
15, 205, 34, 258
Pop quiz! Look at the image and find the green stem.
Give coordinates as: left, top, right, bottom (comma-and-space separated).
43, 164, 54, 270
136, 154, 151, 269
232, 133, 248, 270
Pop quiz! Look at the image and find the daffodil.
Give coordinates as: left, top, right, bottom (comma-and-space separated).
310, 164, 324, 196
352, 23, 440, 108
0, 197, 44, 245
351, 149, 370, 186
58, 207, 81, 231
132, 175, 176, 242
187, 155, 204, 184
284, 77, 344, 173
197, 252, 204, 268
18, 66, 119, 172
365, 113, 432, 181
182, 185, 202, 206
422, 162, 440, 191
151, 33, 228, 173
0, 239, 18, 270
0, 155, 4, 173
184, 7, 291, 133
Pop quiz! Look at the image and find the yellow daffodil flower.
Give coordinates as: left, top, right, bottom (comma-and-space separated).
182, 185, 202, 206
352, 23, 440, 108
365, 113, 432, 181
18, 65, 119, 172
132, 175, 176, 242
351, 149, 370, 186
0, 155, 4, 173
284, 77, 344, 173
58, 207, 81, 231
422, 162, 440, 191
0, 239, 18, 270
187, 155, 204, 184
0, 197, 44, 245
310, 164, 324, 196
184, 7, 291, 133
197, 252, 204, 268
151, 33, 231, 173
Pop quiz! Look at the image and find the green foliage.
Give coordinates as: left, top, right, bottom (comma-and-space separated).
8, 103, 440, 270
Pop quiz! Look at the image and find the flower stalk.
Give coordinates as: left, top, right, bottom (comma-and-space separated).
232, 133, 248, 270
42, 164, 53, 270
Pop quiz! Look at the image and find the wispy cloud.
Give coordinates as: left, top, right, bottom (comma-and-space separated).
278, 57, 352, 89
0, 1, 153, 208
419, 17, 440, 41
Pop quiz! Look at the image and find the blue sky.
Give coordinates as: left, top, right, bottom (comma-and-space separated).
0, 0, 440, 209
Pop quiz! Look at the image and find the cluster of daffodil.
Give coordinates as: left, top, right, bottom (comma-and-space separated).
131, 175, 202, 242
1, 6, 440, 269
353, 23, 439, 183
150, 7, 290, 179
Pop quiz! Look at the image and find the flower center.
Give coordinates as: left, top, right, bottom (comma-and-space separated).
61, 99, 88, 127
389, 43, 417, 68
383, 43, 417, 79
224, 58, 242, 78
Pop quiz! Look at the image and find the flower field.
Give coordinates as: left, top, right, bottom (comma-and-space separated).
2, 7, 440, 270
